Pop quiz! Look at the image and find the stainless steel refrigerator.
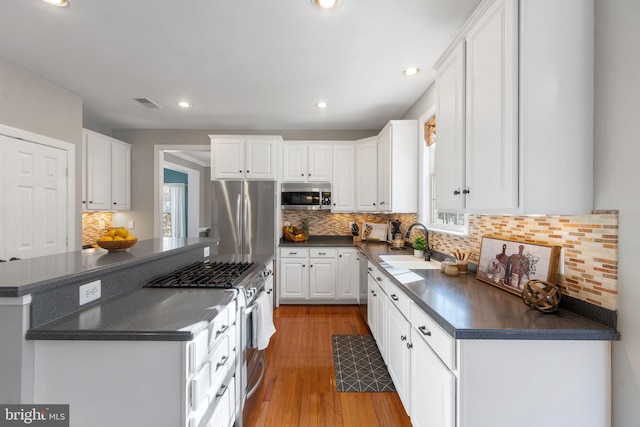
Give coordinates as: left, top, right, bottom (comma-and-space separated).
210, 180, 276, 256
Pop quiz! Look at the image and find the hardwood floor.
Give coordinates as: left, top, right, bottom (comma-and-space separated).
244, 305, 412, 427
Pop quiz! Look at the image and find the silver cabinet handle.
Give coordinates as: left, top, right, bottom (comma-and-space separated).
216, 355, 229, 371
376, 277, 382, 282
418, 326, 431, 336
391, 294, 399, 301
215, 384, 228, 398
400, 335, 407, 341
215, 324, 228, 338
407, 342, 413, 349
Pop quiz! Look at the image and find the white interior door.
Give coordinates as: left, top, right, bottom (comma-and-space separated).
2, 134, 69, 259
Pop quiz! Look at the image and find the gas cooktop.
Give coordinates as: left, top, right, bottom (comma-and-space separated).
145, 261, 255, 289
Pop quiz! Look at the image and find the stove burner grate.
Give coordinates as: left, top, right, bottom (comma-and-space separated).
145, 261, 254, 289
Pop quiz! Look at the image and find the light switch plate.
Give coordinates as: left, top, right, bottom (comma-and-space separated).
79, 280, 101, 305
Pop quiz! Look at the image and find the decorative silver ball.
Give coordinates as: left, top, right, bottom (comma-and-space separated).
522, 280, 561, 313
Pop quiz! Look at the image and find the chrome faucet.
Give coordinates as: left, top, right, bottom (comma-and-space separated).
405, 223, 431, 261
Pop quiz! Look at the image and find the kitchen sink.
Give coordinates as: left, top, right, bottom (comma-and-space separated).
379, 255, 441, 270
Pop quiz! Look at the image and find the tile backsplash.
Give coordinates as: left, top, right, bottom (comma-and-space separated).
283, 210, 619, 310
82, 212, 113, 245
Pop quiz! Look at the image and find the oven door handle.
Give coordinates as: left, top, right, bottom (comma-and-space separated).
245, 357, 265, 401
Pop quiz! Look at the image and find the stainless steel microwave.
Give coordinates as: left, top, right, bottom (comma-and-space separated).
281, 183, 331, 210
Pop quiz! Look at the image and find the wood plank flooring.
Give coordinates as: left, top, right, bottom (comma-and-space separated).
244, 305, 412, 427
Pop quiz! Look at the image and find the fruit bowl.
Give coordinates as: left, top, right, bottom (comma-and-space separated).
96, 238, 138, 252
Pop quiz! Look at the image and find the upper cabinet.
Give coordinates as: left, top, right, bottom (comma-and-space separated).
355, 137, 378, 212
282, 143, 332, 182
434, 0, 593, 215
83, 129, 131, 211
332, 144, 356, 212
377, 120, 418, 213
210, 135, 280, 180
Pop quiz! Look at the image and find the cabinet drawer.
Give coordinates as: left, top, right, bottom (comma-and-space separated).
309, 248, 337, 258
386, 280, 410, 317
410, 300, 455, 370
279, 247, 309, 258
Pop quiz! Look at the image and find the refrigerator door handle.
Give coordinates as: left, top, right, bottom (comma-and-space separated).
243, 194, 249, 249
236, 194, 242, 246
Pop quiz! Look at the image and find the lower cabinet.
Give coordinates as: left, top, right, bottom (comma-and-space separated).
279, 247, 359, 304
34, 299, 238, 427
386, 298, 412, 412
409, 327, 455, 427
367, 274, 377, 336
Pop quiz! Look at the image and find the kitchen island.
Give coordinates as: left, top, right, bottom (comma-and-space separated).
0, 237, 271, 427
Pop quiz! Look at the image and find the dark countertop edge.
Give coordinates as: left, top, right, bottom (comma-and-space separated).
25, 330, 195, 341
279, 236, 357, 247
0, 239, 214, 298
357, 244, 619, 342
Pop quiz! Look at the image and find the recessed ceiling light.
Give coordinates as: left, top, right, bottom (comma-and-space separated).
177, 101, 193, 108
316, 101, 328, 109
312, 0, 339, 11
402, 67, 421, 77
43, 0, 69, 7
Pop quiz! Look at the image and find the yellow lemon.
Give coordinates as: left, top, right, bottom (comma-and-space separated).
125, 235, 136, 241
100, 235, 113, 241
113, 236, 125, 241
107, 229, 117, 238
116, 228, 129, 238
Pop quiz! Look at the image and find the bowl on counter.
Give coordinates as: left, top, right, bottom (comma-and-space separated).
96, 238, 137, 252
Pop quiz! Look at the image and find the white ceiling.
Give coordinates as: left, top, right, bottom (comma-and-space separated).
0, 0, 480, 132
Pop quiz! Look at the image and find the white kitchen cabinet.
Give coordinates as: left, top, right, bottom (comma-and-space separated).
434, 0, 517, 213
279, 249, 309, 300
434, 0, 593, 215
375, 278, 387, 362
309, 248, 337, 299
387, 300, 411, 412
34, 300, 237, 427
336, 248, 359, 301
410, 327, 455, 427
210, 135, 279, 180
355, 137, 378, 211
331, 144, 356, 212
376, 120, 419, 213
279, 247, 339, 302
83, 129, 131, 211
366, 275, 377, 337
282, 143, 332, 182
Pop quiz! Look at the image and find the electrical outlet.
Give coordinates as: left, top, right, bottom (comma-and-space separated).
98, 220, 105, 230
204, 246, 210, 257
284, 221, 291, 226
558, 248, 565, 275
128, 220, 135, 229
79, 280, 101, 305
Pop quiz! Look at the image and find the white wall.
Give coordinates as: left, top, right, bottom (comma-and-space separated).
594, 1, 640, 425
0, 55, 83, 248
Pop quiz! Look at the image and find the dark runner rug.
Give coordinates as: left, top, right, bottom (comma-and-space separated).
331, 334, 396, 392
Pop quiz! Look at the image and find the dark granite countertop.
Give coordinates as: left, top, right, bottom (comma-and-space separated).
0, 237, 216, 297
26, 288, 237, 341
356, 242, 619, 341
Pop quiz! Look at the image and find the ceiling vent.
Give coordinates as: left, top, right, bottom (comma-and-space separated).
132, 98, 162, 109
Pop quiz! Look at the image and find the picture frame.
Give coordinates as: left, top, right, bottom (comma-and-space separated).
476, 236, 562, 296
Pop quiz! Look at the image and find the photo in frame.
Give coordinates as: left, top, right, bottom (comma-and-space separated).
476, 236, 562, 296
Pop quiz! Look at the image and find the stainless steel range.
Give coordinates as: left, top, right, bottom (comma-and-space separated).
145, 259, 271, 427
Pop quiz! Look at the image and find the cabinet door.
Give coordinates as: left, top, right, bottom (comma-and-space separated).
434, 42, 466, 211
465, 0, 518, 211
356, 139, 378, 211
388, 303, 411, 410
111, 142, 131, 211
309, 258, 336, 299
282, 144, 307, 182
410, 329, 456, 427
246, 140, 276, 179
367, 275, 377, 336
212, 139, 244, 179
307, 145, 332, 182
332, 144, 356, 212
86, 132, 112, 210
377, 128, 391, 212
279, 258, 309, 300
375, 281, 387, 362
336, 249, 358, 300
